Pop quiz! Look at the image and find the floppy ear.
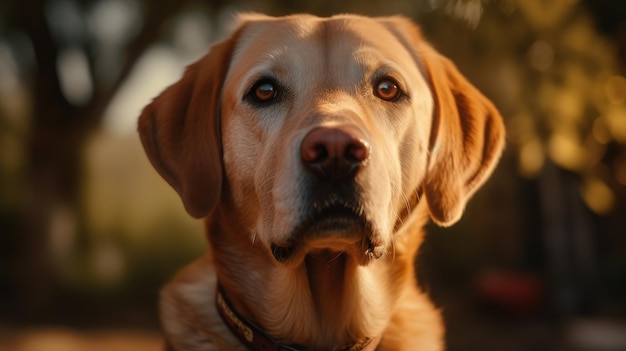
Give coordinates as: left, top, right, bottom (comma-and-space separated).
380, 16, 505, 226
137, 32, 240, 218
418, 42, 506, 226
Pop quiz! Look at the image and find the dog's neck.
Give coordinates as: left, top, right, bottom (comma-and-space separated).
207, 215, 393, 349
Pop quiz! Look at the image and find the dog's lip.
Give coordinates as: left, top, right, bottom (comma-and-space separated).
271, 237, 385, 266
270, 203, 385, 265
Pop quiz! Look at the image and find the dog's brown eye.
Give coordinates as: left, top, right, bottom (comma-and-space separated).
253, 81, 277, 103
374, 78, 401, 101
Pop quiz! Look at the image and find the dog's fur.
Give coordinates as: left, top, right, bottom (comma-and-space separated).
138, 13, 505, 351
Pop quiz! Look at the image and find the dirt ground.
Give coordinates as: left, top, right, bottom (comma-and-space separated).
0, 327, 162, 351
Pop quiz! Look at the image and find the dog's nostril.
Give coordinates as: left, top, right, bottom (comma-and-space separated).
301, 144, 328, 164
300, 126, 370, 181
347, 143, 369, 163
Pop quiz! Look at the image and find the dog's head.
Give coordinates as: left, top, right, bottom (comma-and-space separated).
138, 14, 505, 266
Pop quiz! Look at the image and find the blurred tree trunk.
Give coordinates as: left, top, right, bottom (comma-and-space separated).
15, 0, 86, 319
11, 0, 190, 321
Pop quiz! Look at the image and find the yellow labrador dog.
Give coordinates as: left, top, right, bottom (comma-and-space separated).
138, 13, 505, 351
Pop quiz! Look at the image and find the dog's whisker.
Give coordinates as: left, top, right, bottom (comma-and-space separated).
389, 179, 410, 215
401, 189, 412, 215
395, 213, 405, 227
329, 251, 344, 263
390, 237, 397, 264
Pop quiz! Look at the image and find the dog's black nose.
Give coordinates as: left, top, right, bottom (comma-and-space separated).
300, 126, 370, 182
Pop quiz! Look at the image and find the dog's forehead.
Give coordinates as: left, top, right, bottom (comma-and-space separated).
227, 15, 416, 82
236, 14, 400, 45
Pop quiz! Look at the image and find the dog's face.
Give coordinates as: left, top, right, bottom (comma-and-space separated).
138, 14, 505, 266
219, 15, 433, 265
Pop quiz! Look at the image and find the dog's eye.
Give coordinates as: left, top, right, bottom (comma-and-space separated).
248, 79, 278, 104
374, 78, 401, 101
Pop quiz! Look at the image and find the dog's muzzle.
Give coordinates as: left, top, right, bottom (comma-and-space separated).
269, 125, 384, 264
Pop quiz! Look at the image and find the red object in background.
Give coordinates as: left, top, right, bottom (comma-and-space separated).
476, 269, 545, 317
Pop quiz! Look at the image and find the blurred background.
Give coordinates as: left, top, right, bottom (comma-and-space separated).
1, 0, 625, 350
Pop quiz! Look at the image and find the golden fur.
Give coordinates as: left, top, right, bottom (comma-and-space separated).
138, 13, 505, 351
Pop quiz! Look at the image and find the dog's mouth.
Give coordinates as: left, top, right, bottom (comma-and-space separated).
270, 199, 385, 265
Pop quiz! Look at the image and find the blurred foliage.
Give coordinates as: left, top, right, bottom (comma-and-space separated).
511, 1, 626, 215
420, 0, 626, 216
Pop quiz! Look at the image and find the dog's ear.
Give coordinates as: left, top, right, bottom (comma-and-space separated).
418, 40, 505, 227
381, 17, 505, 226
137, 31, 241, 218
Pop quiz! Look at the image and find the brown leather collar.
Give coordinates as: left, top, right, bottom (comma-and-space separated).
215, 285, 380, 350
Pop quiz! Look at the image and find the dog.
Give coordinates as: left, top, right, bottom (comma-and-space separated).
138, 13, 505, 351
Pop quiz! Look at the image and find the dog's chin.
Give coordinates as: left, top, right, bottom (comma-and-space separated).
270, 213, 385, 267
